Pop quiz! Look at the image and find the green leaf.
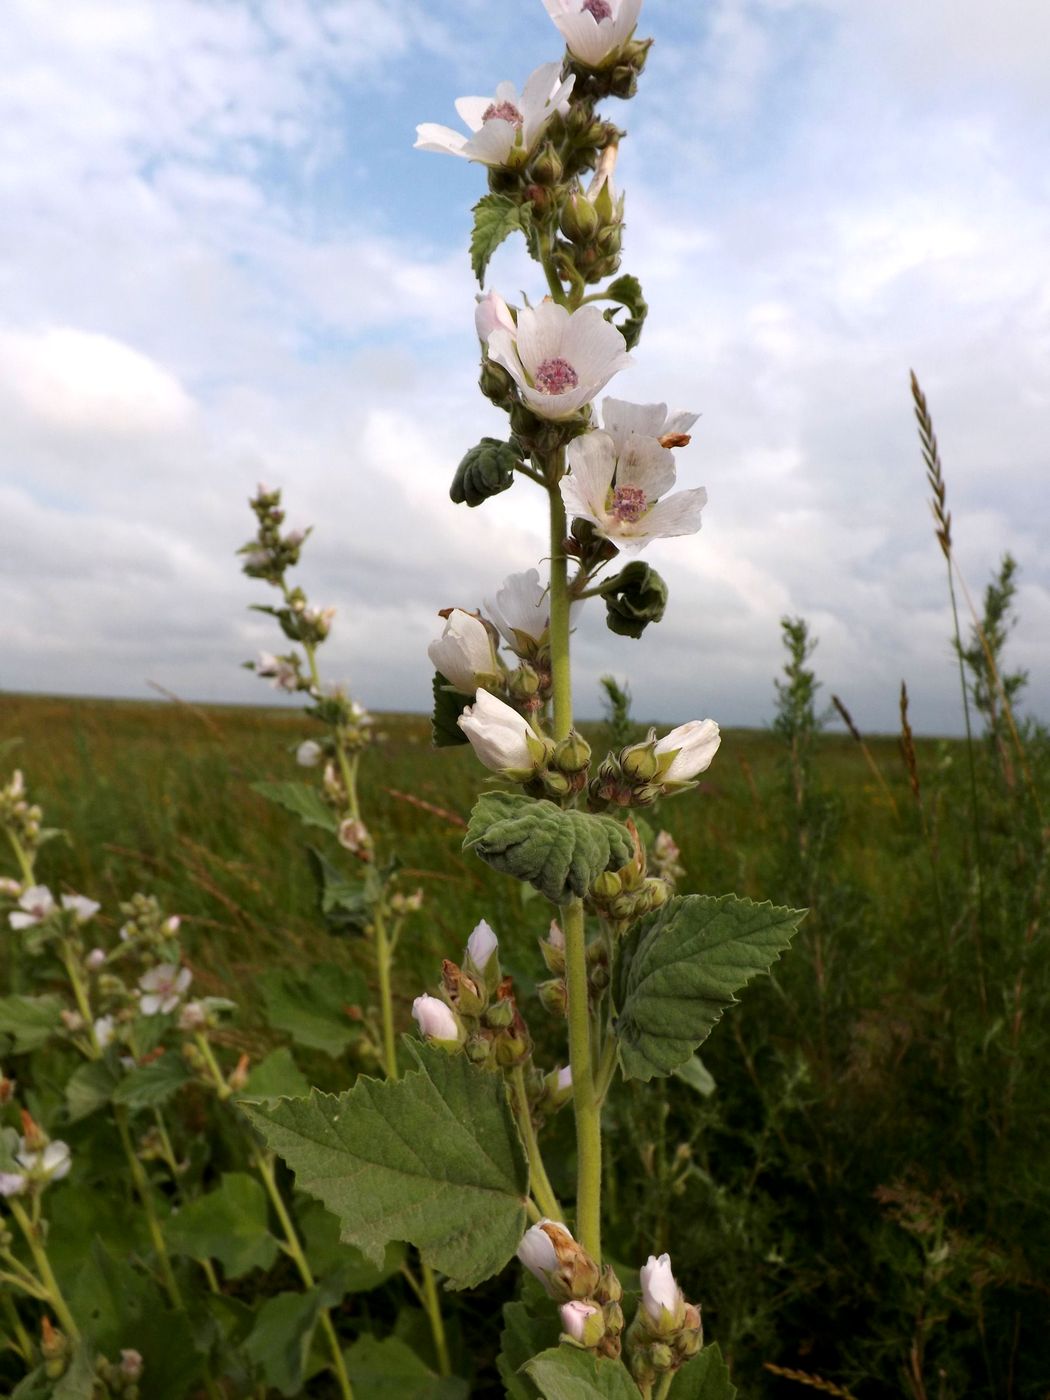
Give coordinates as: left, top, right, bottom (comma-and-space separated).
52, 1346, 97, 1400
669, 1344, 737, 1399
342, 1335, 469, 1398
298, 1199, 405, 1298
243, 1289, 321, 1397
308, 845, 371, 933
251, 780, 338, 833
602, 274, 648, 351
10, 1366, 51, 1399
259, 962, 368, 1056
65, 1058, 120, 1121
432, 672, 472, 748
672, 1055, 716, 1099
615, 895, 804, 1081
111, 1052, 192, 1109
525, 1345, 644, 1399
241, 1044, 529, 1289
498, 1300, 561, 1399
470, 193, 531, 284
0, 993, 64, 1052
241, 1046, 312, 1102
464, 792, 635, 905
166, 1172, 279, 1277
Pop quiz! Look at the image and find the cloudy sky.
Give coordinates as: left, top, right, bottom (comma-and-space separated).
2, 0, 1047, 734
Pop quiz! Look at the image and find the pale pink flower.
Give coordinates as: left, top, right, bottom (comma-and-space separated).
9, 885, 55, 930
416, 62, 574, 168
138, 964, 192, 1016
487, 301, 631, 422
654, 720, 721, 782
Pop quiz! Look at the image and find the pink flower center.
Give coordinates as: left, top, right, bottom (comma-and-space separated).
612, 485, 648, 522
483, 100, 524, 128
582, 0, 613, 18
534, 357, 579, 395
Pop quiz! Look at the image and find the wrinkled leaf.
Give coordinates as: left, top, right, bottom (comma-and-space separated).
670, 1344, 737, 1399
470, 193, 531, 284
602, 274, 648, 350
464, 792, 635, 905
259, 962, 367, 1056
251, 780, 338, 833
498, 1300, 561, 1399
0, 993, 65, 1052
241, 1044, 529, 1289
525, 1346, 643, 1399
166, 1173, 279, 1277
615, 894, 804, 1081
111, 1053, 191, 1109
65, 1058, 120, 1121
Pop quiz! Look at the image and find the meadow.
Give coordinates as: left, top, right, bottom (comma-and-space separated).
3, 682, 1045, 1397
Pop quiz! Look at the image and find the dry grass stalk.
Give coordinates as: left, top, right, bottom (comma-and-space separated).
383, 787, 467, 829
910, 371, 951, 560
763, 1362, 859, 1398
898, 682, 921, 804
831, 694, 899, 817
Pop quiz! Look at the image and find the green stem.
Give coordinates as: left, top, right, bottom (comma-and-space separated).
5, 831, 34, 886
562, 898, 601, 1260
420, 1259, 452, 1378
547, 478, 572, 743
510, 1066, 562, 1222
594, 1033, 619, 1106
2, 1289, 34, 1361
60, 946, 101, 1058
112, 1104, 183, 1309
373, 901, 398, 1081
654, 1373, 674, 1400
8, 1199, 79, 1340
536, 225, 568, 306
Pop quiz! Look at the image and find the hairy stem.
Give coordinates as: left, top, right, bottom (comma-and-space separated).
510, 1065, 562, 1222
547, 476, 573, 743
8, 1199, 79, 1341
563, 896, 601, 1261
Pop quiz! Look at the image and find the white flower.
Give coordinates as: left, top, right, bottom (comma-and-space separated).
542, 0, 643, 68
94, 1015, 115, 1049
457, 690, 539, 775
338, 819, 373, 858
296, 740, 323, 767
61, 894, 100, 923
600, 397, 699, 455
465, 919, 498, 971
0, 1171, 26, 1197
484, 568, 578, 651
556, 1065, 573, 1092
640, 1252, 684, 1322
517, 1220, 561, 1282
487, 301, 632, 422
8, 1138, 73, 1193
0, 876, 22, 898
428, 610, 500, 695
475, 291, 517, 343
560, 430, 706, 552
138, 964, 192, 1016
178, 1001, 207, 1032
415, 62, 574, 168
9, 885, 55, 930
86, 948, 107, 972
654, 720, 721, 782
411, 995, 460, 1042
255, 652, 298, 692
560, 1299, 601, 1343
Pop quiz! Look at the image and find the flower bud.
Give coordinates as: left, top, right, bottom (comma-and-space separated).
178, 1001, 207, 1032
338, 818, 374, 861
428, 610, 500, 694
538, 978, 567, 1017
121, 1350, 144, 1382
561, 1300, 604, 1348
542, 770, 572, 798
411, 995, 462, 1046
86, 947, 106, 972
540, 921, 566, 974
464, 919, 499, 976
296, 740, 323, 767
475, 291, 516, 343
560, 187, 601, 244
621, 738, 660, 783
507, 662, 541, 699
654, 721, 721, 785
639, 1253, 685, 1328
517, 1219, 601, 1301
542, 1064, 574, 1113
228, 1053, 251, 1093
552, 729, 592, 775
450, 436, 520, 505
590, 870, 622, 901
483, 998, 514, 1030
457, 690, 543, 779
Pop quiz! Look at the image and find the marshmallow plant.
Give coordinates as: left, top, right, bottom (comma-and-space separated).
246, 5, 803, 1396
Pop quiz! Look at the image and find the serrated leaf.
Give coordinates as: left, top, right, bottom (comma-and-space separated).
342, 1335, 469, 1398
432, 672, 472, 748
525, 1346, 643, 1399
111, 1053, 191, 1109
308, 845, 371, 932
241, 1044, 529, 1289
470, 193, 531, 284
0, 994, 64, 1052
66, 1058, 120, 1121
602, 274, 648, 350
298, 1198, 404, 1298
464, 792, 635, 905
259, 962, 367, 1056
166, 1173, 279, 1277
244, 1289, 321, 1397
669, 1344, 737, 1399
241, 1047, 311, 1102
498, 1300, 561, 1399
251, 780, 338, 833
615, 895, 804, 1081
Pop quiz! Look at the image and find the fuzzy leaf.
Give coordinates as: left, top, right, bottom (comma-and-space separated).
672, 1054, 716, 1099
615, 894, 804, 1081
111, 1053, 191, 1109
599, 561, 668, 639
0, 993, 65, 1052
244, 1289, 321, 1397
669, 1344, 737, 1399
240, 1047, 311, 1102
343, 1335, 469, 1398
259, 962, 367, 1056
464, 792, 635, 905
251, 780, 339, 833
602, 274, 648, 350
498, 1300, 561, 1399
432, 672, 472, 748
308, 846, 371, 932
241, 1043, 529, 1289
165, 1172, 280, 1277
471, 193, 531, 284
525, 1346, 643, 1399
65, 1058, 120, 1121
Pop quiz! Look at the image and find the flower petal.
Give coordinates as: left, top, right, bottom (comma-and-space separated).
638, 486, 708, 540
